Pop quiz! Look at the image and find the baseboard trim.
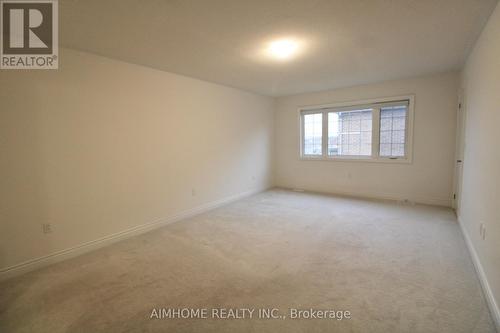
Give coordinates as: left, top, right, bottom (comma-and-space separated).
276, 186, 451, 207
0, 187, 267, 281
458, 216, 500, 330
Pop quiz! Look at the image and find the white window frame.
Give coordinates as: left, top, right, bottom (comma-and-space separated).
299, 95, 414, 163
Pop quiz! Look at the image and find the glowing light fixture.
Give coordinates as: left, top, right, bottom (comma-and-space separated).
266, 38, 300, 60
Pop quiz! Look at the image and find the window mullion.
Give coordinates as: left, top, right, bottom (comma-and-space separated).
322, 111, 328, 157
372, 107, 380, 158
300, 114, 305, 157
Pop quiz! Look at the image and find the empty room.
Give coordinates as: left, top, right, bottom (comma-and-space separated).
1, 0, 500, 332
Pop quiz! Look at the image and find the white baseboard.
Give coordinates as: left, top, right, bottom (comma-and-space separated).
277, 186, 451, 207
0, 187, 267, 281
458, 216, 500, 330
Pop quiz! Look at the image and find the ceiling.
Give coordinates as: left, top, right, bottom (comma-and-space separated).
60, 0, 498, 96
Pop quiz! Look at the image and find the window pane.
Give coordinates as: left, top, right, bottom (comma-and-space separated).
328, 109, 372, 156
380, 143, 391, 156
303, 113, 322, 155
379, 106, 407, 157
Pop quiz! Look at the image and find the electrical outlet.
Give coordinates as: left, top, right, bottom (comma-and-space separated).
191, 188, 196, 196
42, 223, 52, 234
399, 199, 414, 206
479, 222, 486, 240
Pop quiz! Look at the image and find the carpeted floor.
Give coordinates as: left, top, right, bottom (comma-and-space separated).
0, 189, 496, 332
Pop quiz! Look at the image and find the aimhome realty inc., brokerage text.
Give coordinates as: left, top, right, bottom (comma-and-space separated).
150, 308, 352, 320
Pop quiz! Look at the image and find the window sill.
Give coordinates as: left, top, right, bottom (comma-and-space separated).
299, 156, 412, 164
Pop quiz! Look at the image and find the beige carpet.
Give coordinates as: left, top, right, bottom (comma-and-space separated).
0, 189, 496, 332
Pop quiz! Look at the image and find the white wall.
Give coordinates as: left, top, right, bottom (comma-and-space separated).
274, 72, 459, 206
0, 48, 274, 272
459, 2, 500, 325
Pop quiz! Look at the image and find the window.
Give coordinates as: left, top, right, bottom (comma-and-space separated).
303, 113, 322, 156
300, 96, 413, 162
328, 109, 372, 156
379, 105, 407, 157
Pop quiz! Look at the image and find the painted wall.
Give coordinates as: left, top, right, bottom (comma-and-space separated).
459, 2, 500, 324
0, 48, 274, 271
274, 72, 459, 206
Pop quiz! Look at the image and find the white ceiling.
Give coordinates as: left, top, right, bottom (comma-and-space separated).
60, 0, 498, 96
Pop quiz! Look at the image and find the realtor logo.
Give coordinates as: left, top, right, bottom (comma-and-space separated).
1, 0, 58, 69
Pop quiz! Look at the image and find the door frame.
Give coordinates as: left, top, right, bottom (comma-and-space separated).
452, 90, 466, 212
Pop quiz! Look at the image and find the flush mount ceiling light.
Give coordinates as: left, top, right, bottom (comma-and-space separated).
266, 38, 301, 61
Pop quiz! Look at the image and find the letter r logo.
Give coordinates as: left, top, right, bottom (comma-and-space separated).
1, 1, 54, 54
9, 8, 48, 48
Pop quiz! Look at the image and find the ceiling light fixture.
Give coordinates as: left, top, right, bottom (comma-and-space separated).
266, 38, 300, 60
